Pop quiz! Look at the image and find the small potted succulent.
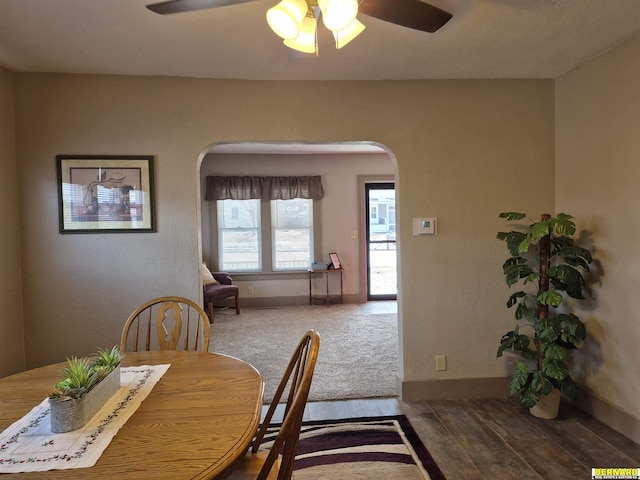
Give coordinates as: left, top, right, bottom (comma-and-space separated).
496, 212, 592, 418
48, 346, 124, 432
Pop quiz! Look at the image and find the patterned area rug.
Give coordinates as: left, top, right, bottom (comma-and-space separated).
261, 416, 446, 480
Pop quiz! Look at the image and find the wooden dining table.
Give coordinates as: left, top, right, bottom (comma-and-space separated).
0, 350, 264, 479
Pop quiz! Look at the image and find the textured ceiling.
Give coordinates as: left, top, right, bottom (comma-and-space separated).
2, 0, 640, 81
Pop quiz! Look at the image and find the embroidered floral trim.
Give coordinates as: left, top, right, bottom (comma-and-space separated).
0, 367, 154, 465
0, 410, 48, 453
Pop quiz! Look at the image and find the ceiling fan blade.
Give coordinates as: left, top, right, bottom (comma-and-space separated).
358, 0, 452, 33
146, 0, 258, 15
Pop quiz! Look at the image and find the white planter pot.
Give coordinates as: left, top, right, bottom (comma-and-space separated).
529, 388, 561, 419
49, 366, 121, 433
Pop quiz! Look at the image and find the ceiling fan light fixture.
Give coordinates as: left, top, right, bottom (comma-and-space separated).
266, 0, 308, 40
283, 15, 318, 54
318, 0, 358, 32
333, 18, 365, 49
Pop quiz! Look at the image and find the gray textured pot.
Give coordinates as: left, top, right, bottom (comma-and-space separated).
49, 366, 121, 433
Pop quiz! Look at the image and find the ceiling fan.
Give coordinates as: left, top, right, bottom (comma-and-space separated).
145, 0, 453, 33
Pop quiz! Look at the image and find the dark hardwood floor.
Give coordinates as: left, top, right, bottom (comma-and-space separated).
265, 396, 640, 480
257, 302, 640, 479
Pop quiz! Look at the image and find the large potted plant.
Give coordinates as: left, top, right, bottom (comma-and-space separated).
496, 212, 592, 418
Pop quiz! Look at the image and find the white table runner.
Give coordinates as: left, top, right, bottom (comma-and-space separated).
0, 364, 171, 473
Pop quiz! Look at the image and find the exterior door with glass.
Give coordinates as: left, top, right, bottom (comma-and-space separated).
365, 182, 397, 300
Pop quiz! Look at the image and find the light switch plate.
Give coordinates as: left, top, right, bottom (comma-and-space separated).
413, 218, 437, 236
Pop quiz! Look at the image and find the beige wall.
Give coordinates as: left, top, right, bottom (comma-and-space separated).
0, 67, 25, 377
200, 151, 394, 301
3, 35, 639, 439
556, 33, 640, 430
9, 75, 554, 393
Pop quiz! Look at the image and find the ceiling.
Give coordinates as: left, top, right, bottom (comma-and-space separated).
2, 0, 640, 81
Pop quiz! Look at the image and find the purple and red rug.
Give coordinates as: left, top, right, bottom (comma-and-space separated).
291, 415, 446, 480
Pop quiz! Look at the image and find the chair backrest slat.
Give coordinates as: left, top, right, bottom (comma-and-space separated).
145, 309, 153, 351
252, 330, 320, 480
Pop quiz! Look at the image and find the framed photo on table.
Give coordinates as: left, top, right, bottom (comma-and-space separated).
329, 252, 342, 270
57, 155, 155, 233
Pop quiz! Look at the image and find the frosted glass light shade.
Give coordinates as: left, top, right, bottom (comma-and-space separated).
284, 16, 317, 53
266, 0, 308, 40
319, 0, 358, 32
333, 18, 365, 48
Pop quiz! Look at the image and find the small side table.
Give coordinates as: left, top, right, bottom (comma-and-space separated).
308, 268, 343, 306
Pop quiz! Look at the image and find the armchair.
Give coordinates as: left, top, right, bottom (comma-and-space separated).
203, 271, 240, 323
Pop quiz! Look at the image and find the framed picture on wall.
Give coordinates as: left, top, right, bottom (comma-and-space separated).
57, 155, 156, 233
329, 252, 342, 270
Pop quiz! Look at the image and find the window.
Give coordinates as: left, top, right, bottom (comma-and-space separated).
207, 175, 323, 274
271, 198, 313, 271
218, 199, 261, 271
217, 198, 313, 273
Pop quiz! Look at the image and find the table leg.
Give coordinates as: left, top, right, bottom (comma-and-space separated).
325, 271, 329, 307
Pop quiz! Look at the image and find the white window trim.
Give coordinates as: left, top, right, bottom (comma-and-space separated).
213, 199, 320, 275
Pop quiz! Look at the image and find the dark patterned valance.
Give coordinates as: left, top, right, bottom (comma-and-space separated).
205, 176, 324, 201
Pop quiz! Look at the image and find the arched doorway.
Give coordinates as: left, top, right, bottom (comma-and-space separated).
197, 141, 402, 401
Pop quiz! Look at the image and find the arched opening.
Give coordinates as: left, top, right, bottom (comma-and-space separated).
196, 141, 402, 402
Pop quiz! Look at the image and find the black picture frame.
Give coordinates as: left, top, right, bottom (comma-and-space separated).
57, 155, 156, 233
329, 252, 342, 270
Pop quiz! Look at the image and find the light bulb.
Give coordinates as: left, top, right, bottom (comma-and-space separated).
333, 18, 365, 49
266, 0, 308, 40
318, 0, 358, 32
284, 16, 318, 54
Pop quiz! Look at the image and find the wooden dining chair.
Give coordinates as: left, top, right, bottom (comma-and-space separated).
119, 296, 211, 352
227, 330, 320, 480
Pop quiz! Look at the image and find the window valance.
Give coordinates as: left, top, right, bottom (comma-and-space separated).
205, 175, 324, 201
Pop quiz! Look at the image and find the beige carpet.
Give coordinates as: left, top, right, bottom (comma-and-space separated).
209, 304, 398, 403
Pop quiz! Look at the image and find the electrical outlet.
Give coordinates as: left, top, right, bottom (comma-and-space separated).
247, 286, 254, 297
436, 355, 447, 371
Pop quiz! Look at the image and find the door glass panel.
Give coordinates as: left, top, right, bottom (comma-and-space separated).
366, 185, 397, 299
